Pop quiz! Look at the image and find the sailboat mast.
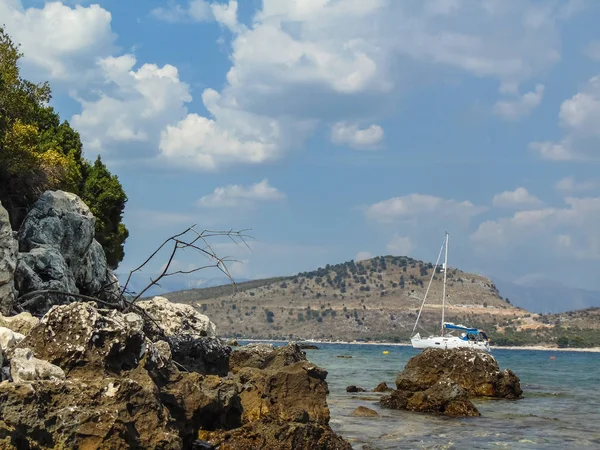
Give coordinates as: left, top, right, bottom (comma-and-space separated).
441, 232, 449, 336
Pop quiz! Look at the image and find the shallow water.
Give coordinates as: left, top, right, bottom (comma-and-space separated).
240, 341, 600, 449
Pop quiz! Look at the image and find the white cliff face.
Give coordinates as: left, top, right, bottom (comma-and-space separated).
136, 296, 217, 338
0, 202, 18, 315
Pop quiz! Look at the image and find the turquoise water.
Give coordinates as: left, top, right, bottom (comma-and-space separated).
239, 341, 600, 449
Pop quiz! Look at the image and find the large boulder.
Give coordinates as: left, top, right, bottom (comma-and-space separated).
14, 190, 121, 314
9, 347, 66, 383
0, 202, 18, 315
229, 342, 306, 373
395, 348, 522, 399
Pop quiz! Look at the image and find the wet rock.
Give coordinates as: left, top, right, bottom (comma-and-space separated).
351, 406, 378, 417
10, 348, 66, 382
299, 343, 319, 350
0, 311, 39, 335
381, 379, 480, 417
346, 385, 366, 393
337, 355, 352, 358
230, 342, 306, 373
0, 201, 18, 315
373, 382, 393, 393
395, 348, 522, 399
199, 418, 353, 450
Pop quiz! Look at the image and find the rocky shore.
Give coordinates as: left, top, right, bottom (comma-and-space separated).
0, 192, 351, 449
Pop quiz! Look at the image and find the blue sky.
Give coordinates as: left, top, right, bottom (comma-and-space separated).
3, 0, 600, 293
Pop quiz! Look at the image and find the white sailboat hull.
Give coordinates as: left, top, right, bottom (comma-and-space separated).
411, 334, 490, 352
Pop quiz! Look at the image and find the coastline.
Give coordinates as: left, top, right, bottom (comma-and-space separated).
231, 338, 600, 353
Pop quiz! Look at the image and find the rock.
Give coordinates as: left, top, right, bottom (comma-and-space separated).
227, 339, 239, 347
15, 190, 120, 315
136, 296, 217, 339
299, 343, 319, 350
346, 385, 366, 393
351, 406, 378, 417
230, 342, 306, 373
381, 379, 480, 417
373, 382, 393, 393
169, 334, 231, 376
199, 418, 353, 450
0, 201, 18, 315
0, 311, 39, 335
337, 355, 352, 358
395, 348, 522, 399
10, 347, 66, 382
154, 340, 173, 363
0, 327, 25, 353
18, 301, 147, 376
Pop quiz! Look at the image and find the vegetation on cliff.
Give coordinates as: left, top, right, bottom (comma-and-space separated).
0, 27, 128, 268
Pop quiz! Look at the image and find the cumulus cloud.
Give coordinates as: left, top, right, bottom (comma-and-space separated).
386, 235, 414, 256
365, 193, 486, 225
0, 0, 115, 83
492, 187, 542, 208
196, 179, 285, 208
531, 75, 600, 161
555, 177, 599, 194
71, 54, 192, 157
150, 0, 212, 23
331, 122, 383, 149
493, 84, 545, 120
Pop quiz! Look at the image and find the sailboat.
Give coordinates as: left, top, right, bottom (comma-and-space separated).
410, 232, 491, 352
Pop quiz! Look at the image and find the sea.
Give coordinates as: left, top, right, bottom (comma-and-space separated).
238, 341, 600, 449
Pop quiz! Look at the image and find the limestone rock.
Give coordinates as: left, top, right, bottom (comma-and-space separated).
373, 382, 393, 393
0, 201, 18, 315
10, 348, 66, 383
230, 342, 306, 373
395, 348, 522, 399
0, 327, 25, 353
351, 406, 378, 417
0, 311, 39, 335
199, 418, 353, 450
346, 385, 366, 393
136, 296, 217, 339
18, 301, 146, 376
168, 334, 231, 376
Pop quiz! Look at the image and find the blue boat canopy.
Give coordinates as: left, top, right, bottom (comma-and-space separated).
444, 322, 479, 334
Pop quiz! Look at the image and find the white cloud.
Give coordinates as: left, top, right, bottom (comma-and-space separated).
71, 54, 192, 157
355, 251, 373, 262
471, 196, 600, 261
531, 75, 600, 161
586, 40, 600, 61
150, 0, 212, 23
331, 122, 384, 149
365, 193, 486, 225
197, 179, 285, 208
211, 0, 239, 32
492, 187, 542, 208
493, 84, 544, 120
555, 177, 599, 194
386, 235, 414, 256
0, 0, 115, 82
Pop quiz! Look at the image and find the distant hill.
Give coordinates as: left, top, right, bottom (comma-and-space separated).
492, 278, 600, 314
157, 255, 600, 348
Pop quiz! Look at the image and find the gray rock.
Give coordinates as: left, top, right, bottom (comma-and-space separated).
0, 326, 25, 353
10, 347, 66, 383
0, 202, 18, 315
168, 334, 231, 376
75, 239, 121, 303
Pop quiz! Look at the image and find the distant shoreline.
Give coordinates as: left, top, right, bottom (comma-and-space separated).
231, 338, 600, 353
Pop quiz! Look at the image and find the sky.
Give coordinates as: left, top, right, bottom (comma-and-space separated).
3, 0, 600, 294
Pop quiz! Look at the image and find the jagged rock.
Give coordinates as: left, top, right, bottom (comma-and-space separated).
395, 348, 522, 399
230, 342, 306, 373
232, 343, 330, 425
168, 335, 231, 376
227, 339, 239, 347
10, 348, 66, 382
14, 191, 120, 315
381, 379, 480, 417
199, 418, 353, 450
351, 406, 378, 417
0, 202, 18, 315
346, 385, 366, 393
18, 302, 147, 376
154, 340, 173, 363
0, 327, 24, 353
373, 382, 393, 393
0, 311, 39, 335
136, 296, 217, 339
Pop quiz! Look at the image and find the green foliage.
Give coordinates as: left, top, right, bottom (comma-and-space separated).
0, 27, 129, 267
